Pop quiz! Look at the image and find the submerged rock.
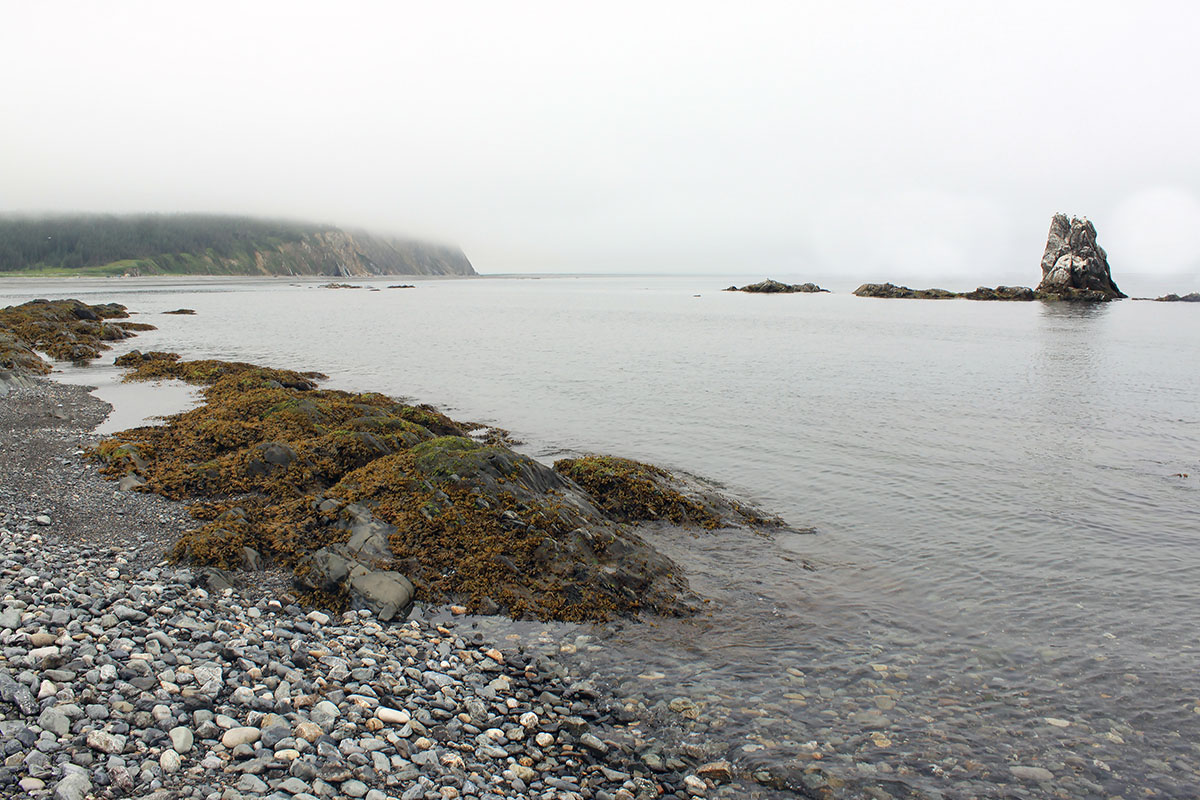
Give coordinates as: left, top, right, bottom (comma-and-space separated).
726, 279, 829, 294
1036, 214, 1125, 301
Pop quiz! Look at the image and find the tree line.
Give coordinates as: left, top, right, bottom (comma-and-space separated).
0, 214, 333, 271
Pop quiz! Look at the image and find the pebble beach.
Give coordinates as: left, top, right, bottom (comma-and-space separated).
0, 380, 766, 800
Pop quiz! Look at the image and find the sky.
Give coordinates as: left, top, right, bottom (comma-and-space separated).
2, 1, 1199, 284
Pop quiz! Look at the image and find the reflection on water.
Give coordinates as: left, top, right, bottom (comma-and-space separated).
3, 276, 1200, 798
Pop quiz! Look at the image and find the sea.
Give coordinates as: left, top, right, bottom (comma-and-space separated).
3, 273, 1199, 799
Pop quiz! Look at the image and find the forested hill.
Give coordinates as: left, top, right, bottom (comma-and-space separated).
0, 214, 476, 277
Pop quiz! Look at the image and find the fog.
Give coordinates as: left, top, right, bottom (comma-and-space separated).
3, 1, 1198, 283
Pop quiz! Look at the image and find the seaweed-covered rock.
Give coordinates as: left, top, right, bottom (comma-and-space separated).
1036, 214, 1125, 301
554, 455, 789, 529
0, 299, 131, 373
93, 356, 709, 621
326, 437, 697, 620
726, 279, 829, 294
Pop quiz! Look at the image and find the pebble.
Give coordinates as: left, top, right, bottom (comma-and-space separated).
169, 726, 194, 753
221, 726, 261, 748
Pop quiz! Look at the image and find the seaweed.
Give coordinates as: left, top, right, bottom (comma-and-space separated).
553, 455, 722, 528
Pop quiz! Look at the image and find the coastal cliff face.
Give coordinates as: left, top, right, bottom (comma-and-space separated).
160, 231, 475, 278
0, 214, 476, 277
1037, 214, 1124, 300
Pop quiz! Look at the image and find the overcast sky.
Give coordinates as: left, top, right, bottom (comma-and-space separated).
3, 1, 1199, 282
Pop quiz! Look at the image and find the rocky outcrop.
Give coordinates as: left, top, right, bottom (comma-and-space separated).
961, 286, 1037, 301
295, 504, 415, 621
725, 279, 829, 293
853, 283, 957, 299
0, 299, 133, 375
1036, 214, 1125, 301
92, 354, 769, 622
853, 283, 1038, 301
1154, 292, 1200, 302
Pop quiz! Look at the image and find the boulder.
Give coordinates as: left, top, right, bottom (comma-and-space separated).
348, 571, 415, 621
1036, 214, 1125, 300
244, 442, 299, 477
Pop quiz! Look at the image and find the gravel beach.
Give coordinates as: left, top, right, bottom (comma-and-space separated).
0, 379, 771, 800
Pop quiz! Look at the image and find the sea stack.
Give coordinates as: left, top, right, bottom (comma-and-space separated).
1036, 214, 1125, 301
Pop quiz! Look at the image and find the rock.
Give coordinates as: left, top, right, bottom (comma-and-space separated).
169, 725, 194, 753
342, 779, 369, 797
35, 514, 51, 526
580, 733, 609, 753
295, 549, 362, 593
118, 473, 147, 491
962, 285, 1036, 301
339, 504, 398, 563
85, 730, 126, 754
237, 774, 268, 793
1010, 765, 1054, 782
696, 761, 733, 782
160, 748, 181, 773
1036, 214, 1125, 300
377, 706, 410, 725
348, 571, 415, 621
244, 441, 299, 477
222, 726, 261, 748
53, 771, 91, 800
294, 721, 323, 742
726, 279, 829, 294
38, 706, 70, 737
853, 283, 958, 299
0, 607, 22, 629
1154, 291, 1200, 302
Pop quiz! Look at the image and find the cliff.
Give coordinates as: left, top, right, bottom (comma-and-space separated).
0, 214, 476, 277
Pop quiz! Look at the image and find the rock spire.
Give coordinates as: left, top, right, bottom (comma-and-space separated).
1037, 214, 1125, 300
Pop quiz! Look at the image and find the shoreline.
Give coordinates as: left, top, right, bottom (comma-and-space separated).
0, 378, 785, 799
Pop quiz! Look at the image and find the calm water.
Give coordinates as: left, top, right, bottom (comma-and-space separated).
4, 275, 1200, 798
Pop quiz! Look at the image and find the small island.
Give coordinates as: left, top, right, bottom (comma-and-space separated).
724, 279, 829, 294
